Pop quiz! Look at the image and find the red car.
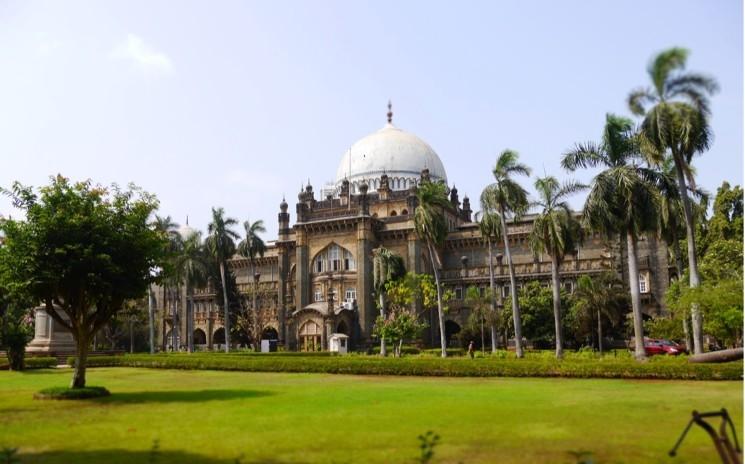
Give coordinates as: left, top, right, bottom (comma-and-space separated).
643, 338, 685, 356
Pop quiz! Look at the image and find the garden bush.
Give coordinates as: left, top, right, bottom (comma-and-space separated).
0, 356, 57, 370
34, 386, 110, 400
69, 353, 743, 380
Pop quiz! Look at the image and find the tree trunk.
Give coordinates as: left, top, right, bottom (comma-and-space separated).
427, 241, 448, 358
379, 292, 387, 356
682, 316, 693, 354
550, 255, 563, 359
187, 288, 194, 353
148, 287, 155, 354
172, 287, 179, 351
480, 317, 485, 356
626, 229, 646, 360
597, 309, 603, 356
253, 262, 260, 352
219, 261, 231, 353
71, 333, 89, 388
672, 152, 703, 354
129, 318, 134, 354
500, 207, 523, 358
7, 346, 25, 371
487, 238, 497, 352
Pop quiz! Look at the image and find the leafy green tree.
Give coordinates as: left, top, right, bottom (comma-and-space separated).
630, 47, 719, 354
477, 212, 502, 351
372, 247, 405, 356
413, 180, 451, 357
0, 268, 34, 370
569, 273, 628, 353
150, 215, 181, 352
528, 176, 585, 358
481, 149, 531, 358
206, 207, 240, 352
237, 218, 267, 351
373, 309, 427, 357
0, 176, 165, 387
562, 114, 660, 360
503, 281, 569, 348
463, 286, 498, 354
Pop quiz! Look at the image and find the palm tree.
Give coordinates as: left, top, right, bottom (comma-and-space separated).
206, 207, 240, 353
562, 113, 660, 360
528, 176, 585, 359
571, 273, 628, 354
477, 211, 502, 352
372, 247, 405, 356
151, 215, 180, 352
413, 180, 451, 357
480, 149, 531, 358
629, 47, 718, 354
237, 218, 267, 351
174, 230, 208, 353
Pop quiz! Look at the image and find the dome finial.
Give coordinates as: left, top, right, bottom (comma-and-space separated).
387, 100, 393, 124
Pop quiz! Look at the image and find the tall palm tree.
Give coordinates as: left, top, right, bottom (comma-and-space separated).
571, 273, 628, 354
480, 149, 531, 358
151, 215, 180, 352
206, 207, 240, 353
477, 211, 502, 352
562, 113, 660, 360
372, 247, 405, 356
237, 218, 267, 351
174, 230, 208, 353
528, 176, 585, 359
629, 47, 718, 354
413, 180, 451, 357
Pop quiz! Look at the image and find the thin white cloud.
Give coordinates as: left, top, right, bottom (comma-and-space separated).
38, 39, 62, 56
110, 34, 173, 75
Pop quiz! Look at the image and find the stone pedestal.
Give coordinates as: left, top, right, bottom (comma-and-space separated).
26, 306, 76, 356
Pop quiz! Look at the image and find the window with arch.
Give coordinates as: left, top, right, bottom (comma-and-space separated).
401, 209, 408, 215
313, 244, 356, 273
639, 273, 649, 294
390, 210, 397, 217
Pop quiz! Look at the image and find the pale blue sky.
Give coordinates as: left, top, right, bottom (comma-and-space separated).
1, 1, 742, 239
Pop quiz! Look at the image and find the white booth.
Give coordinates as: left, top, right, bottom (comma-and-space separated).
328, 333, 349, 354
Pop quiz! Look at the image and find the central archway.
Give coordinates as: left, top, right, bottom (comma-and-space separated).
444, 320, 461, 348
213, 327, 226, 344
193, 329, 207, 345
299, 320, 322, 352
261, 326, 279, 340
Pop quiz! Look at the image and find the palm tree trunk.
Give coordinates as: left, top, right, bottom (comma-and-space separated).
487, 238, 497, 352
426, 240, 448, 358
187, 287, 194, 353
499, 207, 523, 358
252, 262, 260, 352
672, 237, 694, 353
148, 287, 155, 354
379, 292, 387, 356
129, 317, 134, 354
172, 287, 179, 351
219, 261, 231, 353
597, 309, 603, 356
671, 153, 703, 354
550, 255, 563, 359
626, 229, 646, 360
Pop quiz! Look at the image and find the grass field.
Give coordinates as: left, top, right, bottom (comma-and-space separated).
0, 367, 741, 464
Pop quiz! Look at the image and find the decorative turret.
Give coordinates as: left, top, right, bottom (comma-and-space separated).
461, 195, 472, 222
378, 173, 391, 200
340, 179, 350, 206
420, 168, 431, 183
358, 182, 369, 216
278, 196, 290, 240
450, 185, 460, 208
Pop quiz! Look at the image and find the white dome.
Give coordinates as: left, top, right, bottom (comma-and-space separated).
335, 122, 447, 193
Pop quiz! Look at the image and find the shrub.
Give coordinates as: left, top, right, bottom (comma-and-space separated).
34, 386, 110, 400
0, 356, 56, 370
69, 353, 743, 381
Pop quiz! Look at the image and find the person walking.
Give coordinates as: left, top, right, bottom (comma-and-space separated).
468, 340, 475, 359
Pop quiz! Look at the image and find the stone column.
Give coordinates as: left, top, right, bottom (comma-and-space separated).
278, 199, 291, 344
295, 229, 309, 311
356, 217, 374, 344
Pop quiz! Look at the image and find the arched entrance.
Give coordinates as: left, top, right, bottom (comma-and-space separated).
193, 329, 207, 345
299, 320, 322, 352
444, 320, 461, 348
261, 326, 279, 340
336, 320, 349, 336
213, 327, 226, 345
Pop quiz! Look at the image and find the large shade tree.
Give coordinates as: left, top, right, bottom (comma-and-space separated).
629, 47, 718, 354
480, 149, 531, 358
562, 114, 660, 360
413, 180, 451, 357
570, 273, 628, 354
528, 176, 585, 359
0, 176, 166, 387
206, 207, 240, 352
237, 218, 267, 351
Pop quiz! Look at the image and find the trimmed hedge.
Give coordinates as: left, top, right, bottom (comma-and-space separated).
34, 386, 110, 400
68, 353, 743, 380
0, 357, 58, 370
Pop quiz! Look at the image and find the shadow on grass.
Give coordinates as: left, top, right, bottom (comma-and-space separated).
19, 449, 303, 464
93, 389, 274, 404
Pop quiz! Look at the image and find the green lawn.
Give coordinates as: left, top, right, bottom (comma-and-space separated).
0, 368, 741, 464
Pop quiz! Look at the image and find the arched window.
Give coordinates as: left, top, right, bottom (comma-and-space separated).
299, 320, 322, 352
312, 244, 356, 273
390, 210, 397, 217
401, 209, 408, 215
